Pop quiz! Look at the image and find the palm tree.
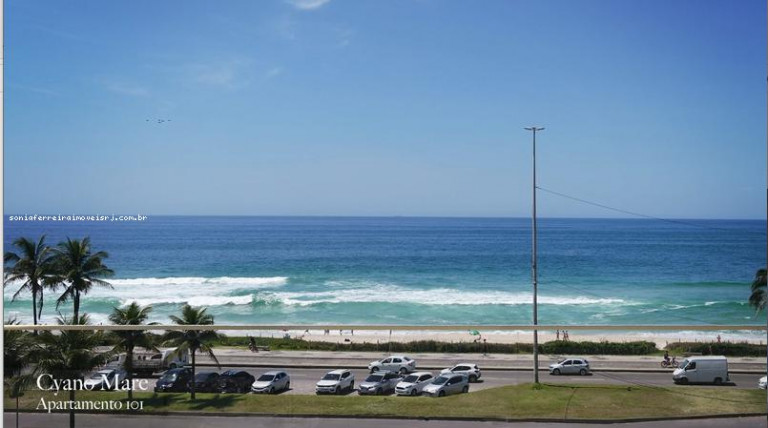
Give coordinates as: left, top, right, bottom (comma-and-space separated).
54, 237, 114, 320
4, 236, 58, 330
5, 318, 33, 428
30, 314, 111, 428
163, 304, 221, 399
749, 268, 767, 313
4, 318, 32, 378
108, 303, 157, 401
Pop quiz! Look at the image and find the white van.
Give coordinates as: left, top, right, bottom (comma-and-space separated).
672, 356, 729, 385
106, 348, 189, 376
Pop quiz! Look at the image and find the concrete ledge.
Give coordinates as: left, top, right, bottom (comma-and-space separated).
5, 409, 767, 424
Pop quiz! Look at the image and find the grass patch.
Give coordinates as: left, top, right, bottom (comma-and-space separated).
6, 384, 765, 420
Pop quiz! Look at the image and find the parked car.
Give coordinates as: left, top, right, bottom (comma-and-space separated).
251, 371, 291, 394
154, 368, 193, 392
190, 371, 220, 393
441, 363, 482, 382
395, 372, 434, 396
218, 370, 256, 393
84, 369, 127, 391
549, 357, 590, 376
422, 373, 469, 397
315, 369, 355, 394
672, 356, 729, 385
358, 371, 401, 395
368, 356, 416, 374
759, 376, 766, 390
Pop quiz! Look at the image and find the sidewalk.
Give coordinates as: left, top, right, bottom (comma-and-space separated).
195, 348, 767, 374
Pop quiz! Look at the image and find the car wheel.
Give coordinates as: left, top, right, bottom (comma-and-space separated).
349, 381, 354, 392
714, 377, 723, 385
399, 368, 407, 375
376, 388, 383, 395
579, 369, 587, 376
371, 367, 379, 373
678, 377, 689, 385
269, 387, 275, 394
553, 369, 561, 375
438, 390, 446, 397
410, 389, 418, 396
285, 381, 290, 391
462, 386, 469, 393
469, 375, 477, 383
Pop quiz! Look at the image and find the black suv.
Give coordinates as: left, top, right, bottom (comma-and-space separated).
191, 371, 220, 393
154, 368, 192, 392
218, 370, 255, 393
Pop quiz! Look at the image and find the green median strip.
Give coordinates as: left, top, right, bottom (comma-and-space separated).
6, 384, 766, 420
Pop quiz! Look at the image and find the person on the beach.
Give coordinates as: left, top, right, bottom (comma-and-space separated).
556, 330, 560, 340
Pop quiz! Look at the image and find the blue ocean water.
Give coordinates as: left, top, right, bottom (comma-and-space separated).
3, 216, 765, 332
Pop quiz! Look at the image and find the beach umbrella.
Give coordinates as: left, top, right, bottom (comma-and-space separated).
469, 330, 480, 336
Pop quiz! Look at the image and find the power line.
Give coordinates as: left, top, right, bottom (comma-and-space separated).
536, 186, 730, 232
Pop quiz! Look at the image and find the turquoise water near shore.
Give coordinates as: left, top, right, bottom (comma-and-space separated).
3, 216, 765, 334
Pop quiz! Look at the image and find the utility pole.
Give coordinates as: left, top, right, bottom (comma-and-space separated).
525, 126, 544, 384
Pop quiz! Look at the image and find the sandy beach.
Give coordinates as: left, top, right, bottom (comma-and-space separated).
244, 329, 766, 349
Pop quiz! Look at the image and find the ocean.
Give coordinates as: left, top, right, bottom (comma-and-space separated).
3, 216, 766, 338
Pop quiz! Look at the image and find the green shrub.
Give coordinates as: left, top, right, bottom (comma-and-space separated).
539, 340, 657, 355
665, 342, 766, 357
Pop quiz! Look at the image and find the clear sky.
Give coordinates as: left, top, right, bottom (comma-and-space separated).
5, 0, 766, 218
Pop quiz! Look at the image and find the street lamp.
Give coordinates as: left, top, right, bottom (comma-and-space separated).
525, 126, 544, 384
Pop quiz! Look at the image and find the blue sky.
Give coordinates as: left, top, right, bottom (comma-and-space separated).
5, 0, 766, 218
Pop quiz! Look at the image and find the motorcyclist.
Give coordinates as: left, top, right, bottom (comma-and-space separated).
663, 350, 670, 363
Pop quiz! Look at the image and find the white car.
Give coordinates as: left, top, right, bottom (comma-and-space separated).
441, 363, 481, 382
759, 376, 767, 389
315, 369, 355, 394
395, 372, 434, 396
84, 369, 127, 391
368, 356, 416, 374
251, 370, 290, 394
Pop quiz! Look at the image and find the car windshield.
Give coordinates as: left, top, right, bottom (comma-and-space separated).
160, 373, 178, 382
221, 370, 239, 376
433, 376, 449, 385
322, 374, 340, 381
680, 359, 690, 369
557, 359, 568, 365
365, 375, 383, 382
89, 373, 107, 380
257, 375, 275, 382
403, 375, 419, 383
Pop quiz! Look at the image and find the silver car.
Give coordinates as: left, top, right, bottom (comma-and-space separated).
368, 355, 416, 374
549, 357, 590, 376
358, 371, 401, 395
251, 370, 290, 394
421, 373, 469, 397
84, 369, 127, 391
395, 372, 434, 396
441, 363, 481, 382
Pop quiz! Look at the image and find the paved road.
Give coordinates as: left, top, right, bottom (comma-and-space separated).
129, 366, 761, 395
6, 412, 767, 428
194, 349, 768, 373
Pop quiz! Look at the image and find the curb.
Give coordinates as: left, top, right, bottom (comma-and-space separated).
6, 409, 767, 424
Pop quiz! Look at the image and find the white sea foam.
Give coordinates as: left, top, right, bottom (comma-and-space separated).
4, 276, 287, 307
262, 285, 627, 307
